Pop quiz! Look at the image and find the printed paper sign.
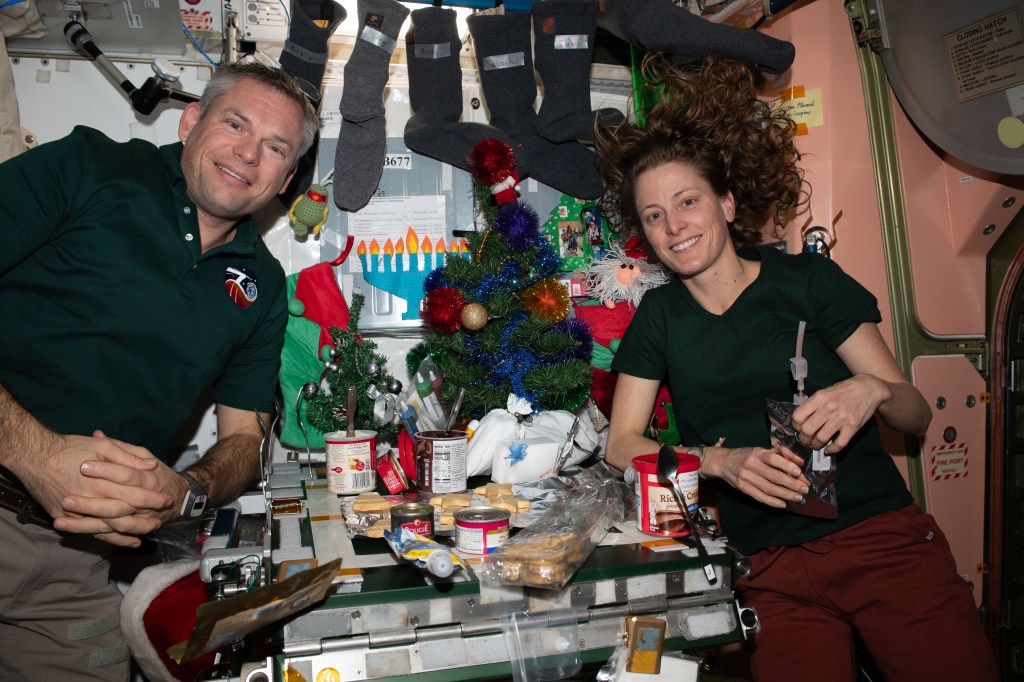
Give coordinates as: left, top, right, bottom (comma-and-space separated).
943, 8, 1024, 102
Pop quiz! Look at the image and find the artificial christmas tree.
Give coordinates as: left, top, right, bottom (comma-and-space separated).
305, 292, 401, 439
408, 139, 594, 420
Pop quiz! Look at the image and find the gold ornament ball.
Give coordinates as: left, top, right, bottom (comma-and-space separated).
461, 303, 488, 330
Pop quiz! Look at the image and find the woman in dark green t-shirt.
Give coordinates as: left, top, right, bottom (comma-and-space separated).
594, 57, 996, 681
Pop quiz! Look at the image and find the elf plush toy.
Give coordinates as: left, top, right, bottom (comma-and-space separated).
279, 259, 351, 450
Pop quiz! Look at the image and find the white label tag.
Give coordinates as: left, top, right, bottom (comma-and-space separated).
360, 25, 398, 54
415, 42, 451, 59
482, 51, 525, 71
812, 448, 831, 472
383, 153, 412, 169
554, 34, 588, 50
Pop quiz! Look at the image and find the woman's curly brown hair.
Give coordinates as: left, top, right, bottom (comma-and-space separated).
595, 56, 806, 256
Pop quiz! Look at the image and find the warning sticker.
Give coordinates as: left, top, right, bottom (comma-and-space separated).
943, 8, 1024, 102
182, 9, 214, 32
930, 443, 969, 480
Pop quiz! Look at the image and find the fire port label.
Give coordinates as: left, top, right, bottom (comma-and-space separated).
930, 443, 969, 480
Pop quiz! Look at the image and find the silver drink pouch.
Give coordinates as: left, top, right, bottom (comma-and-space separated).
766, 399, 838, 520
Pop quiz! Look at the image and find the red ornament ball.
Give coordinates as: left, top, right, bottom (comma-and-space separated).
421, 286, 466, 334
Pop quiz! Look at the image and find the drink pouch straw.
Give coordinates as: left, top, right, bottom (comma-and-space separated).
766, 399, 838, 520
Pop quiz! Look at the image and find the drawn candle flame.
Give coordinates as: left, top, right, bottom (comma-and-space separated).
356, 240, 370, 273
459, 238, 469, 255
368, 239, 380, 272
383, 238, 394, 256
405, 227, 421, 271
395, 237, 405, 271
422, 236, 433, 269
435, 238, 446, 266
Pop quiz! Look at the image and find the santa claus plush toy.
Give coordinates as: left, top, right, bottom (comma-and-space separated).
581, 235, 669, 309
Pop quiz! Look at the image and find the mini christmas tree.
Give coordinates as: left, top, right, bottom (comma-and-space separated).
408, 139, 594, 420
306, 293, 400, 438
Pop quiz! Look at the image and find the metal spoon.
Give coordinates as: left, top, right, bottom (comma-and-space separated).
346, 386, 357, 438
445, 387, 467, 436
657, 444, 717, 584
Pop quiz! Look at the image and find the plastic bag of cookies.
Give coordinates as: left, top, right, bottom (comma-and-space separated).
478, 478, 625, 590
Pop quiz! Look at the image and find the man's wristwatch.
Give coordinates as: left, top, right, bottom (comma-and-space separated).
179, 471, 208, 518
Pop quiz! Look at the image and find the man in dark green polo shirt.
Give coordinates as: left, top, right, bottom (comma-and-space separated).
0, 62, 319, 679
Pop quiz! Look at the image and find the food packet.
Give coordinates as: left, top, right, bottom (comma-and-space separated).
383, 527, 466, 578
766, 399, 838, 520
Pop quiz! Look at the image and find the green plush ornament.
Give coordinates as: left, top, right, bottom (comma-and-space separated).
288, 183, 330, 237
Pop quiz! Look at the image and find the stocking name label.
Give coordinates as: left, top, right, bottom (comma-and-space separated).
415, 42, 451, 59
361, 25, 398, 54
483, 52, 526, 71
554, 34, 589, 50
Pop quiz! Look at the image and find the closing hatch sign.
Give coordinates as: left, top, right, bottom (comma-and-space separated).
943, 8, 1024, 102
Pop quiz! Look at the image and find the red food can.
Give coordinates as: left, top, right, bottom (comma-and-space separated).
632, 453, 700, 537
377, 451, 410, 494
454, 507, 510, 555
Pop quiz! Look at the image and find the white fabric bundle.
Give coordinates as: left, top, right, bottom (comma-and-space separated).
467, 395, 604, 483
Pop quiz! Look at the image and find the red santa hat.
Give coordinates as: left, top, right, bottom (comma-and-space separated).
623, 234, 646, 260
293, 261, 350, 356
